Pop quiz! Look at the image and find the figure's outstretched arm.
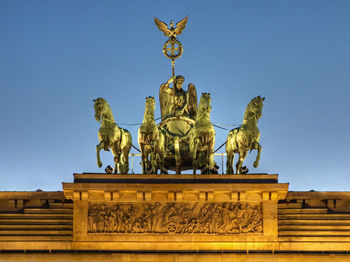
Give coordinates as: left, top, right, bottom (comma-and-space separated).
160, 76, 176, 119
164, 75, 176, 88
161, 76, 176, 94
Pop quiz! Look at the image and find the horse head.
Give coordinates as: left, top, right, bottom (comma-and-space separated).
144, 96, 155, 121
196, 93, 212, 119
244, 96, 264, 121
93, 97, 110, 122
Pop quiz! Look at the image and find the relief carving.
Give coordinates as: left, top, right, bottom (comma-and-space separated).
88, 202, 262, 234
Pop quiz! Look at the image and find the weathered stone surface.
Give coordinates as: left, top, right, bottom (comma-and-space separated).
87, 202, 262, 234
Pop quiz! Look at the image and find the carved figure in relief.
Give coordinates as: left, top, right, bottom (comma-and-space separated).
218, 203, 231, 233
136, 203, 160, 233
235, 203, 248, 233
148, 203, 161, 232
138, 97, 166, 174
244, 207, 263, 233
93, 97, 132, 174
199, 204, 214, 233
122, 205, 135, 233
211, 205, 221, 233
226, 96, 264, 174
88, 206, 99, 233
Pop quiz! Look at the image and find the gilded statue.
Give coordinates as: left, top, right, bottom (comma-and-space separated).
159, 75, 198, 120
93, 97, 132, 174
191, 93, 216, 174
226, 96, 264, 174
138, 96, 166, 174
89, 17, 270, 176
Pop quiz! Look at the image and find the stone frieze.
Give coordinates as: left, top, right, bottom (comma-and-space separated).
88, 202, 263, 234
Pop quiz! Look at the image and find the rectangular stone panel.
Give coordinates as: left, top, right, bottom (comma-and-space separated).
87, 202, 263, 235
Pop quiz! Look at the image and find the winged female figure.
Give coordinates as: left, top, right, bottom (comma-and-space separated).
159, 75, 197, 120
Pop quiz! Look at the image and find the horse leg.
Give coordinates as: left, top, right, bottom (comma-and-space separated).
205, 144, 210, 173
226, 151, 234, 174
119, 151, 125, 174
140, 144, 147, 174
96, 142, 105, 168
120, 131, 131, 174
145, 148, 152, 174
225, 135, 235, 174
236, 151, 247, 174
160, 150, 166, 174
158, 143, 167, 174
193, 150, 197, 175
192, 139, 198, 175
150, 150, 157, 174
120, 148, 129, 174
235, 152, 241, 174
154, 148, 160, 174
209, 139, 216, 173
159, 144, 165, 174
116, 142, 122, 174
155, 146, 164, 174
111, 146, 119, 174
206, 139, 213, 173
253, 142, 262, 168
143, 146, 152, 174
148, 139, 155, 174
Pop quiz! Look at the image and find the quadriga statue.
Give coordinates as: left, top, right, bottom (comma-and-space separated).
138, 96, 166, 174
191, 93, 216, 174
93, 98, 132, 174
226, 96, 264, 174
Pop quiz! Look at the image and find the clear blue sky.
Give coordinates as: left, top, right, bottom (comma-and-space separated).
0, 0, 349, 191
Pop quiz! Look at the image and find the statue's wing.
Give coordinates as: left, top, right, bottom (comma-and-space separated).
159, 84, 172, 119
154, 17, 170, 37
175, 16, 188, 36
187, 83, 198, 120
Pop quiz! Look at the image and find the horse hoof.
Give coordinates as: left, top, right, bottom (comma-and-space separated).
226, 168, 233, 174
97, 161, 102, 168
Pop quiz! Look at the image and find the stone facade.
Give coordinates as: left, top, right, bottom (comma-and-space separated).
0, 173, 349, 260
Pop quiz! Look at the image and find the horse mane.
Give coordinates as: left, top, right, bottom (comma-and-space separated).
243, 104, 253, 120
243, 97, 257, 120
243, 96, 264, 121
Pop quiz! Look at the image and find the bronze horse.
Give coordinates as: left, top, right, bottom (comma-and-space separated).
191, 93, 216, 174
94, 97, 132, 174
138, 96, 165, 174
226, 96, 264, 174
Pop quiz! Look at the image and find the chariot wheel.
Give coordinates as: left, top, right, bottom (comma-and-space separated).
166, 222, 178, 233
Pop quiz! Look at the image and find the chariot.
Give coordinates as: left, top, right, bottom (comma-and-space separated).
158, 115, 195, 173
138, 82, 216, 175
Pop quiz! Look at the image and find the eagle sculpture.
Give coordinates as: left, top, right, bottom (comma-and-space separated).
154, 16, 188, 38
